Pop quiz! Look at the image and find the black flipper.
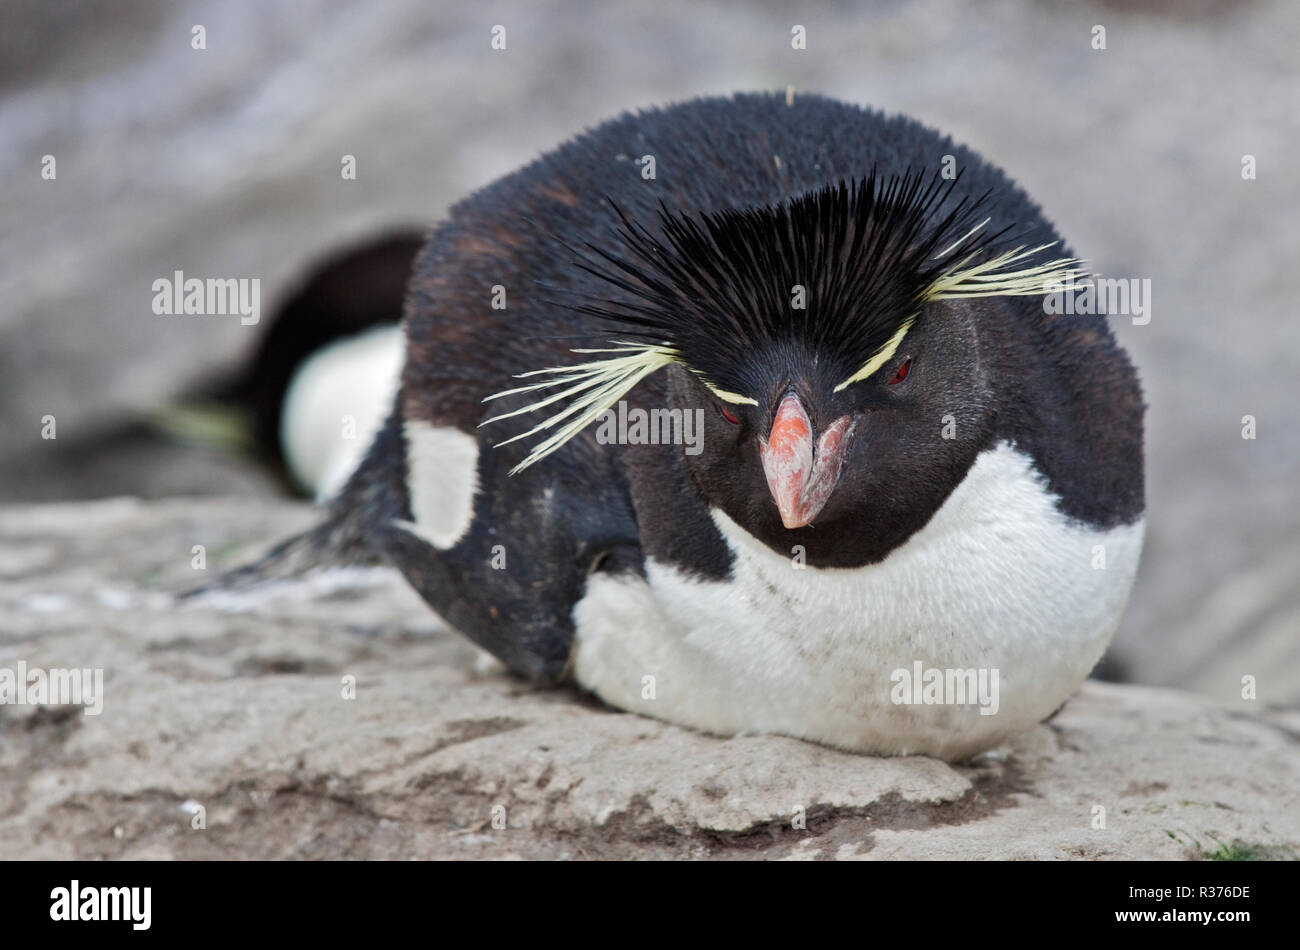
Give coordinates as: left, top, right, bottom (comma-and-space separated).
375, 421, 644, 685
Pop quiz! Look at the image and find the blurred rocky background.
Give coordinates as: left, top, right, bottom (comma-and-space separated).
1, 0, 1297, 709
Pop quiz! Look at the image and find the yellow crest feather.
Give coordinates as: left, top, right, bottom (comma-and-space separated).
482, 343, 678, 474
834, 235, 1087, 390
832, 315, 916, 392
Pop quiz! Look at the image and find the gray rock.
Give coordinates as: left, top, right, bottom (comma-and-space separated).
1, 498, 1295, 859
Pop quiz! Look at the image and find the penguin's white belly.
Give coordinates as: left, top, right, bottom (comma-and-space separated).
572, 442, 1144, 760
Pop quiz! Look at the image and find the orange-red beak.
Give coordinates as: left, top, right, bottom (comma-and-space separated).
759, 393, 854, 529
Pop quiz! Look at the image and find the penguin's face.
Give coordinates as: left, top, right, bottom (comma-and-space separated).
483, 173, 1081, 566
668, 299, 993, 565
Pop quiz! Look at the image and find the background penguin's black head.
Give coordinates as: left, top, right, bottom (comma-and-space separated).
220, 231, 424, 493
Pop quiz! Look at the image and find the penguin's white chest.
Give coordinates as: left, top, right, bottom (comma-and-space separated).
571, 442, 1144, 760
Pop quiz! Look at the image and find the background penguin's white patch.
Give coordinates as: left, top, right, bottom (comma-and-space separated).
403, 420, 480, 550
572, 441, 1145, 761
280, 325, 403, 500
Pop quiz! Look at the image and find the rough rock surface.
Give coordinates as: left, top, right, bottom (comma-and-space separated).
1, 499, 1296, 859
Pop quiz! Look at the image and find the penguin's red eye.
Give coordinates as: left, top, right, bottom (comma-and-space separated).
889, 358, 911, 385
718, 404, 740, 425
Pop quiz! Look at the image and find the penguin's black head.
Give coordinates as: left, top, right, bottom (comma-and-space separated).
484, 172, 1078, 563
660, 300, 994, 563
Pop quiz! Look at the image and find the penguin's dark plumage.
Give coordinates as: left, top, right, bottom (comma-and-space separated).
287, 92, 1145, 760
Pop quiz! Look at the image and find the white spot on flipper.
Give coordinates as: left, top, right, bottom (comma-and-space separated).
404, 420, 480, 549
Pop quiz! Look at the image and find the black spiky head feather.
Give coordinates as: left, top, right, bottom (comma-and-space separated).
573, 170, 997, 398
484, 170, 1083, 473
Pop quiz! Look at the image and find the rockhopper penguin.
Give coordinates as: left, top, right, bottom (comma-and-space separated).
279, 92, 1145, 761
